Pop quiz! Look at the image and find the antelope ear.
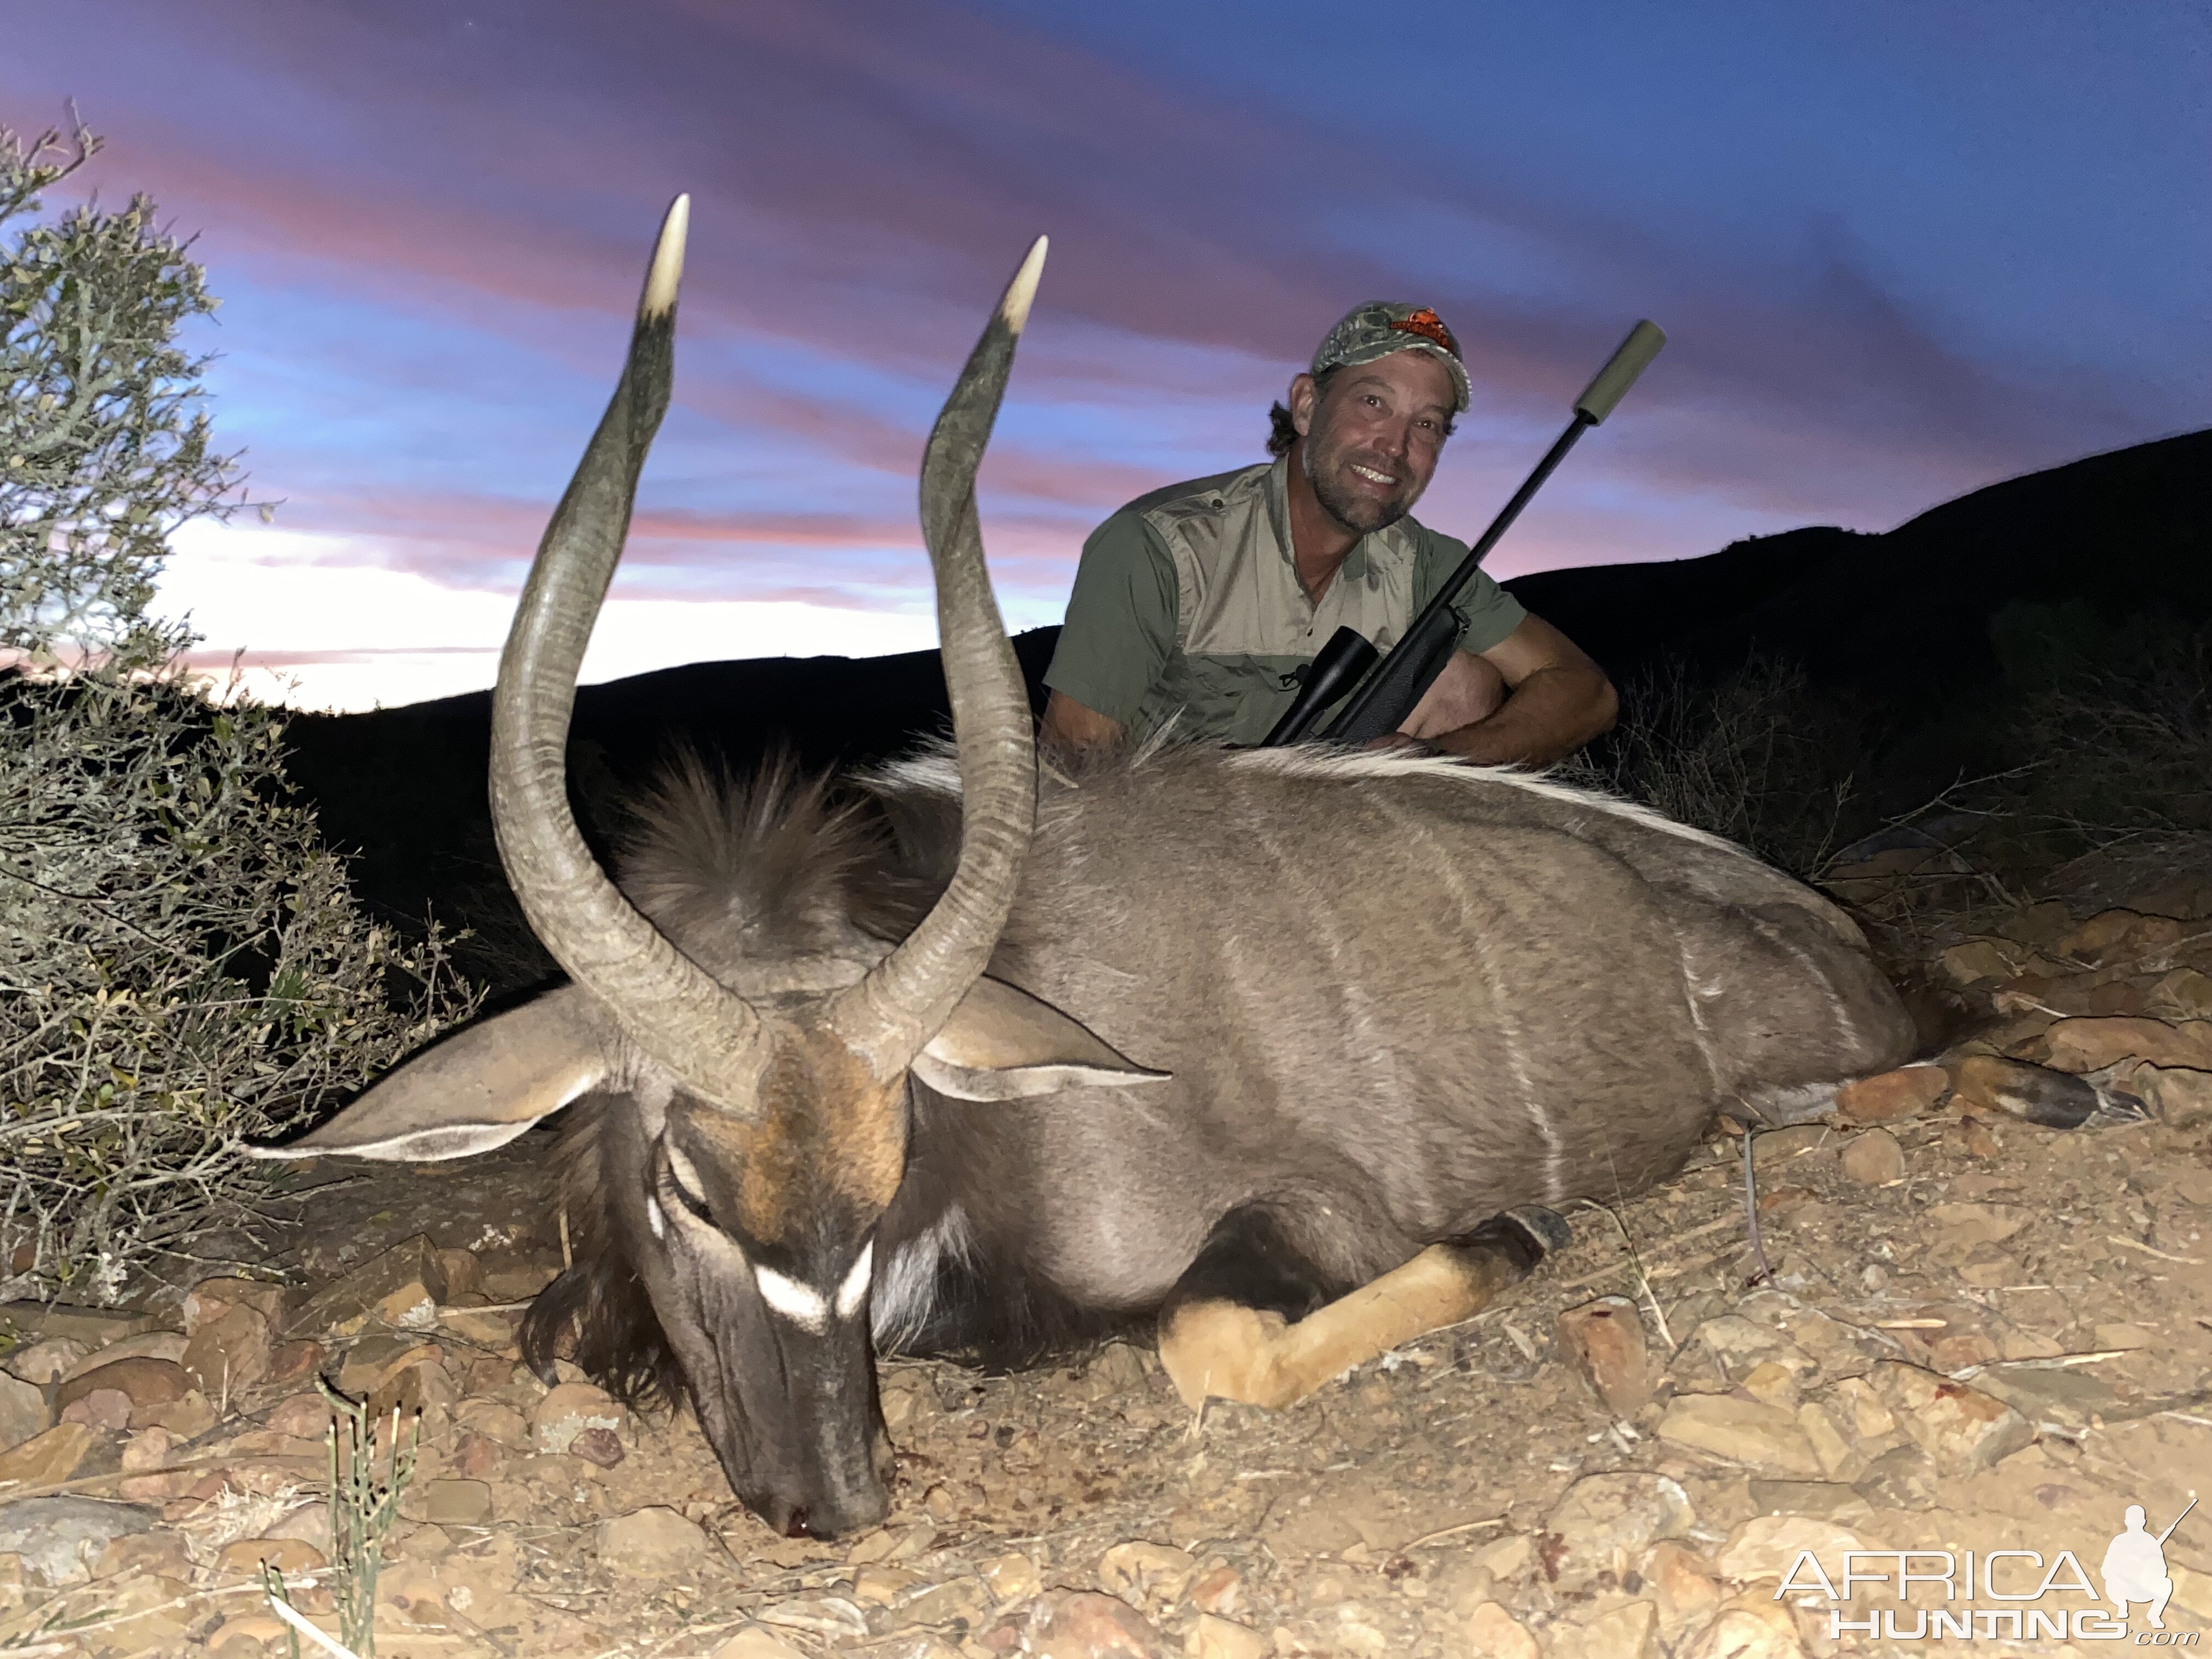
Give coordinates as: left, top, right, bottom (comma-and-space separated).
248, 984, 610, 1162
912, 976, 1168, 1102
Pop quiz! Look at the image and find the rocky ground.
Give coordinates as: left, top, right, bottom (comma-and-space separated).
2, 889, 2210, 1658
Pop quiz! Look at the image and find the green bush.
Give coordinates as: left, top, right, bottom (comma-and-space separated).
1, 119, 477, 1300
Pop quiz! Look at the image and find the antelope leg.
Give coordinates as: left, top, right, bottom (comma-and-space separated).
1158, 1209, 1569, 1410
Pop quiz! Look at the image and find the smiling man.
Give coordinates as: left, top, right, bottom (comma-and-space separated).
1041, 302, 1617, 762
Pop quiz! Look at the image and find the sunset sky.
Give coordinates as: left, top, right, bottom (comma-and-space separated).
8, 2, 2206, 710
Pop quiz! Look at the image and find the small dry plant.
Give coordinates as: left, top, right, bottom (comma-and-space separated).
264, 1380, 420, 1659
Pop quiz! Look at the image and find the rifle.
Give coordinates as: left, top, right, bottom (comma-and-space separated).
1262, 319, 1667, 748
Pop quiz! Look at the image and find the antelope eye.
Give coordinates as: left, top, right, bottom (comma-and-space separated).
661, 1142, 714, 1222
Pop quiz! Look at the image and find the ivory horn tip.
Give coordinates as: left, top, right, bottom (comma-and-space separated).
998, 235, 1048, 336
641, 194, 691, 321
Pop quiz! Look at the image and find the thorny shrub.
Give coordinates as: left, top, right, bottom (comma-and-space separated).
0, 656, 479, 1301
1, 117, 478, 1300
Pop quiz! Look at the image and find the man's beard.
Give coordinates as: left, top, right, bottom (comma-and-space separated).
1302, 432, 1417, 535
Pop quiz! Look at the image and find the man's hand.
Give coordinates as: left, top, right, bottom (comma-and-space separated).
1401, 613, 1616, 767
1040, 690, 1126, 762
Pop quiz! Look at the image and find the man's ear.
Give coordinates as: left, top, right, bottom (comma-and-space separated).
912, 977, 1169, 1103
247, 984, 608, 1162
1287, 371, 1319, 439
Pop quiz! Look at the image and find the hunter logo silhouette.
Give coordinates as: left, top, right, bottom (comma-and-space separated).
2103, 1498, 2195, 1629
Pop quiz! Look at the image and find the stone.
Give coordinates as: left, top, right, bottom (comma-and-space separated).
182, 1278, 288, 1334
298, 1234, 449, 1337
2149, 968, 2212, 1020
1184, 1613, 1268, 1659
713, 1631, 811, 1659
437, 1307, 520, 1347
1835, 1065, 1949, 1124
571, 1425, 625, 1467
1085, 1341, 1150, 1395
531, 1380, 626, 1455
1098, 1539, 1197, 1606
1, 1338, 86, 1385
1745, 1479, 1870, 1520
0, 1375, 48, 1454
853, 1564, 924, 1604
59, 1387, 130, 1432
0, 1304, 159, 1350
1182, 1564, 1238, 1617
1544, 1472, 1694, 1586
53, 1356, 187, 1429
1714, 1515, 1867, 1582
983, 1551, 1043, 1606
1656, 1395, 1822, 1477
2045, 1015, 2212, 1073
335, 1334, 443, 1397
0, 1497, 156, 1583
1867, 1362, 2033, 1474
1465, 1600, 1539, 1659
1468, 1532, 1536, 1580
146, 1387, 217, 1439
95, 1527, 192, 1579
1838, 1128, 1904, 1184
182, 1304, 274, 1397
56, 1331, 188, 1380
1552, 1600, 1658, 1659
1939, 940, 2024, 985
1556, 1296, 1655, 1416
266, 1393, 336, 1441
0, 1421, 99, 1488
2123, 1061, 2212, 1126
1925, 1201, 2033, 1248
597, 1505, 707, 1576
216, 1536, 328, 1576
1019, 1589, 1170, 1658
420, 1478, 493, 1526
1643, 1540, 1723, 1632
268, 1339, 326, 1386
2053, 908, 2185, 966
1853, 1444, 1942, 1509
898, 1577, 991, 1629
1680, 1609, 1805, 1659
456, 1397, 531, 1446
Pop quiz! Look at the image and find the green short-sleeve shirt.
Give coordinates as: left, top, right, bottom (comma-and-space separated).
1045, 459, 1525, 747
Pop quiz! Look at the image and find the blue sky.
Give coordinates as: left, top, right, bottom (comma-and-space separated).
7, 1, 2205, 708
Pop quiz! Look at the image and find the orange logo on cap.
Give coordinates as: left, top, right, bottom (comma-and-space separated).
1389, 308, 1460, 359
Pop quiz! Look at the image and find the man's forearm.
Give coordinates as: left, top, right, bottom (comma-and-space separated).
1427, 664, 1617, 766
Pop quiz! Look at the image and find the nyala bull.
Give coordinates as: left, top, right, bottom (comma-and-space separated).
264, 203, 1916, 1536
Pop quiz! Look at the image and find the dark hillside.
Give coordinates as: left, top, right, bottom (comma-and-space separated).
1505, 427, 2212, 697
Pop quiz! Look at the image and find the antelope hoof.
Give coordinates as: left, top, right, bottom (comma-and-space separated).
1158, 1301, 1294, 1410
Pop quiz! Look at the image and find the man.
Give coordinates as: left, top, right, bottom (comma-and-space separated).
1041, 301, 1616, 762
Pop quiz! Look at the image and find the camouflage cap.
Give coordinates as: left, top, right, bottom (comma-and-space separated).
1311, 302, 1470, 413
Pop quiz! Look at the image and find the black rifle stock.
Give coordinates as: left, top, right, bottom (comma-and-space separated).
1266, 319, 1666, 748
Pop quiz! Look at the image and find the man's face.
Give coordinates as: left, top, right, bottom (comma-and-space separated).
1291, 351, 1456, 535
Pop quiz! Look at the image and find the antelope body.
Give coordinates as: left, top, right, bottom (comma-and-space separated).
267, 206, 1916, 1537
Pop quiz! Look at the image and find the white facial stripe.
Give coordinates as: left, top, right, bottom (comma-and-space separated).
664, 1143, 709, 1206
646, 1196, 666, 1240
754, 1265, 830, 1333
834, 1242, 874, 1321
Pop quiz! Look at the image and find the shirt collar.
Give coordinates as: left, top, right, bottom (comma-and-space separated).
1266, 455, 1372, 586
